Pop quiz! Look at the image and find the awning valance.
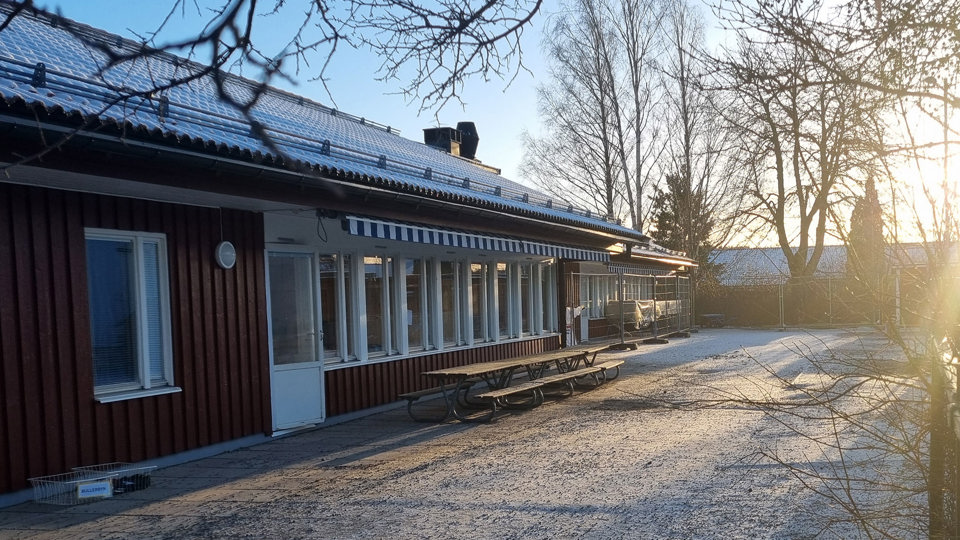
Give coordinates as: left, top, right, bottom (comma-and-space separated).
607, 263, 676, 276
345, 215, 609, 262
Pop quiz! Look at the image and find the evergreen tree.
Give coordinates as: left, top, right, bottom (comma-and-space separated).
847, 174, 886, 289
846, 174, 886, 323
649, 171, 715, 270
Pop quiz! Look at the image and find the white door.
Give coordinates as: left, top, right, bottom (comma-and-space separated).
267, 250, 325, 431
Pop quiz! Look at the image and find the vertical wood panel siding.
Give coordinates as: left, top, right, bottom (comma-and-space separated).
324, 337, 561, 417
588, 318, 619, 340
0, 184, 269, 494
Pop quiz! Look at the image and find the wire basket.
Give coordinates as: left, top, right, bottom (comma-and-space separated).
72, 462, 156, 494
28, 471, 118, 505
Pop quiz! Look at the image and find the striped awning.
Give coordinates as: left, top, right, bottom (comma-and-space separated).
607, 262, 675, 275
345, 215, 609, 262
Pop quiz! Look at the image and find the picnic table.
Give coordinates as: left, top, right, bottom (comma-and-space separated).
404, 344, 618, 422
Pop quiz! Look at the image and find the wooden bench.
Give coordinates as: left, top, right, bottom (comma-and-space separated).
594, 359, 625, 381
471, 380, 546, 420
399, 379, 478, 422
536, 366, 603, 396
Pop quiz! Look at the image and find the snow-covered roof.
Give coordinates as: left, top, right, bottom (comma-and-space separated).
710, 246, 849, 286
0, 5, 646, 242
711, 242, 960, 286
887, 242, 960, 268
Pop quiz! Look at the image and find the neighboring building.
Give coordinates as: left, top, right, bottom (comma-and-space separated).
710, 246, 849, 286
706, 244, 956, 327
0, 6, 691, 502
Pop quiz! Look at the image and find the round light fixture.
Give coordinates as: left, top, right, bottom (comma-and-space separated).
215, 241, 237, 269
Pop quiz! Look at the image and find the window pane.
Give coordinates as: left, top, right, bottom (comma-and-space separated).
520, 264, 531, 334
343, 254, 354, 359
87, 238, 138, 387
579, 275, 590, 317
406, 259, 424, 350
142, 241, 165, 383
386, 258, 398, 354
497, 263, 509, 338
268, 254, 317, 365
441, 261, 457, 346
365, 256, 385, 354
542, 264, 552, 333
471, 263, 485, 341
318, 255, 338, 358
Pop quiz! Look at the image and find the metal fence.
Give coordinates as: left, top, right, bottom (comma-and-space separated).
698, 274, 893, 328
572, 271, 692, 342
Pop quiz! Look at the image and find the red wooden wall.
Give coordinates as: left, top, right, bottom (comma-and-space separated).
0, 184, 270, 494
324, 337, 560, 416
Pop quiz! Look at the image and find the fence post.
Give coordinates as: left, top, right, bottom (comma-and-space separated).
895, 269, 902, 326
828, 278, 833, 325
652, 276, 659, 338
617, 271, 625, 344
677, 275, 682, 332
779, 282, 785, 330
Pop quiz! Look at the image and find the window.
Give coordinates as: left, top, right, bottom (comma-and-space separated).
85, 229, 176, 401
541, 263, 556, 333
318, 255, 340, 359
326, 250, 560, 363
440, 261, 460, 346
470, 263, 487, 342
342, 254, 356, 361
405, 259, 426, 351
496, 263, 511, 338
364, 256, 398, 356
579, 274, 591, 317
520, 264, 531, 335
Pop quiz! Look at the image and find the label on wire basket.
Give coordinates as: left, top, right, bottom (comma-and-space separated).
77, 480, 113, 499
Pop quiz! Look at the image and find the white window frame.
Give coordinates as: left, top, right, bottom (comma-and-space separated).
85, 228, 179, 403
471, 262, 489, 343
460, 261, 474, 345
508, 262, 520, 338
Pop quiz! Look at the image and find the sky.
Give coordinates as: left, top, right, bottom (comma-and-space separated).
40, 0, 552, 185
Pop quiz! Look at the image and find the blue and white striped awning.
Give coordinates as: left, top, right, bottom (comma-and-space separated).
345, 215, 610, 262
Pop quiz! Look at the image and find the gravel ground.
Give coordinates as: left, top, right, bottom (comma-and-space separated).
0, 328, 915, 539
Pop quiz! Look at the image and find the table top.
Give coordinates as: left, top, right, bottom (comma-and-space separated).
421, 358, 521, 378
421, 346, 606, 378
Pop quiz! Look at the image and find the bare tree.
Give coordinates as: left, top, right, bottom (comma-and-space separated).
720, 35, 880, 280
521, 0, 667, 228
652, 0, 732, 265
609, 0, 668, 232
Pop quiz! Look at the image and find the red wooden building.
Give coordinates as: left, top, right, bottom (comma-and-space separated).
0, 5, 691, 504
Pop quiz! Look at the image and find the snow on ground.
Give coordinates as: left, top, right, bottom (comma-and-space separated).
0, 328, 925, 539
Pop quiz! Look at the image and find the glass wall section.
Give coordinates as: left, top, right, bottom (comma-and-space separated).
303, 247, 566, 364
471, 263, 487, 342
342, 254, 354, 360
541, 264, 554, 333
318, 255, 340, 359
440, 261, 460, 346
363, 257, 387, 355
622, 274, 654, 302
497, 262, 510, 338
580, 274, 591, 317
387, 259, 400, 354
587, 275, 619, 318
520, 264, 531, 335
405, 258, 426, 351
